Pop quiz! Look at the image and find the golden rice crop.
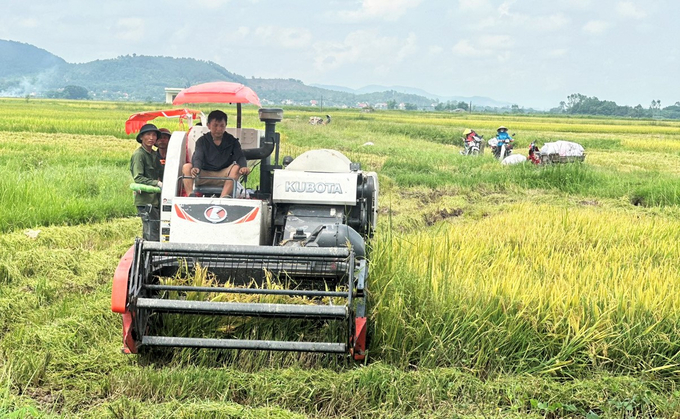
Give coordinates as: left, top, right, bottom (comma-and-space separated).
356, 111, 680, 135
148, 262, 349, 366
370, 202, 680, 374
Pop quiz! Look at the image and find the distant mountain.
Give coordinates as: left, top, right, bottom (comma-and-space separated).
248, 78, 435, 108
0, 40, 66, 78
309, 83, 360, 94
0, 39, 501, 108
56, 55, 248, 101
312, 83, 512, 108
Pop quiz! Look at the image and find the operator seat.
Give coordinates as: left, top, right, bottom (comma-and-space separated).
185, 125, 210, 163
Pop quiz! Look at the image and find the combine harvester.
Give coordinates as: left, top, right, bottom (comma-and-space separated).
112, 82, 378, 361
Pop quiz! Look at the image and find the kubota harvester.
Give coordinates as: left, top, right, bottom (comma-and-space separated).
112, 82, 378, 360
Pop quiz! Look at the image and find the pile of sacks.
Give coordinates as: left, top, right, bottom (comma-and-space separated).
539, 141, 585, 157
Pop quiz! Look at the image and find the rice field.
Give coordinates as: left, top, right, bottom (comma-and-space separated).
2, 98, 680, 417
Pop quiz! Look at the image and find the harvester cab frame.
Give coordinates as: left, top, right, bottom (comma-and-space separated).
113, 82, 378, 361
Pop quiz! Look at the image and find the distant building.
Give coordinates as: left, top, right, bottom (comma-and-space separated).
165, 88, 183, 104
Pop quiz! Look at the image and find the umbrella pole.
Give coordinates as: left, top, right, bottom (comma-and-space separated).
237, 103, 242, 129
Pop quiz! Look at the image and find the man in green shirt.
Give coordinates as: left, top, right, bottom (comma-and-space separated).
130, 123, 162, 241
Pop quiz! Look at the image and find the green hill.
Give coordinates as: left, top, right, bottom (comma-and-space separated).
57, 55, 248, 101
249, 77, 433, 107
0, 39, 435, 107
0, 39, 66, 78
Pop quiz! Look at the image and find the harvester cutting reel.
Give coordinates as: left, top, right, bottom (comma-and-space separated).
112, 239, 369, 360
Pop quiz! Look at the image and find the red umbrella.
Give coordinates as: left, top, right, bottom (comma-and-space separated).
125, 108, 203, 134
172, 82, 262, 107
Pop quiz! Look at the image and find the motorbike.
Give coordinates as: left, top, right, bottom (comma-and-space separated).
527, 141, 541, 165
489, 133, 515, 161
460, 134, 483, 156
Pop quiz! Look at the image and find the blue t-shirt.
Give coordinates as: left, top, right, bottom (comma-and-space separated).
496, 131, 512, 141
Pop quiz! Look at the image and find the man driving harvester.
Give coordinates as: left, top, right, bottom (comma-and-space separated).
182, 109, 251, 197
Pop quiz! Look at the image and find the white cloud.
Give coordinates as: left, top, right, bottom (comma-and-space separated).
495, 1, 530, 25
428, 45, 444, 55
496, 51, 511, 63
582, 20, 610, 34
541, 75, 566, 93
498, 1, 516, 17
452, 40, 483, 57
338, 0, 423, 22
452, 35, 512, 57
396, 33, 417, 61
19, 18, 39, 28
462, 5, 566, 32
235, 27, 250, 38
313, 30, 418, 72
564, 0, 591, 9
475, 17, 498, 29
194, 0, 231, 9
255, 26, 311, 49
548, 48, 567, 57
209, 26, 251, 42
458, 0, 491, 11
616, 1, 647, 19
115, 18, 144, 41
533, 14, 570, 31
479, 35, 513, 49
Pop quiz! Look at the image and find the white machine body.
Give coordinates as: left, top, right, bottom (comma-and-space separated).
158, 128, 269, 245
364, 171, 379, 232
273, 170, 358, 205
156, 135, 375, 245
167, 197, 269, 245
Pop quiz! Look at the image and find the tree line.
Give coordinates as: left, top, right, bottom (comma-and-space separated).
549, 93, 680, 119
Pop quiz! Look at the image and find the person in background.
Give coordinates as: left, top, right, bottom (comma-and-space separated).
460, 128, 481, 155
463, 128, 478, 146
181, 110, 250, 198
130, 123, 162, 241
490, 126, 514, 159
156, 128, 171, 180
496, 126, 513, 142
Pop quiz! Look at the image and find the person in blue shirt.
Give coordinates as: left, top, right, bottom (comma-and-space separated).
496, 126, 513, 141
490, 126, 514, 160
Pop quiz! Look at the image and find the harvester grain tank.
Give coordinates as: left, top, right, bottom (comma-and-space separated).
112, 83, 378, 360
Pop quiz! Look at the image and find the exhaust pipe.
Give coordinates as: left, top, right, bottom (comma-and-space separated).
244, 108, 283, 195
243, 108, 283, 161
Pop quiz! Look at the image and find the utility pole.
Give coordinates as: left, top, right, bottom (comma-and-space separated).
320, 95, 324, 112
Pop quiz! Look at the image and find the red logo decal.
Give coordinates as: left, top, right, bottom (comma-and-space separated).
204, 206, 228, 223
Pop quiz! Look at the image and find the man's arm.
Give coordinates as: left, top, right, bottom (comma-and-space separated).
192, 137, 206, 171
232, 140, 248, 168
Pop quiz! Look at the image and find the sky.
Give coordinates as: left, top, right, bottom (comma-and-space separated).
1, 0, 678, 109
